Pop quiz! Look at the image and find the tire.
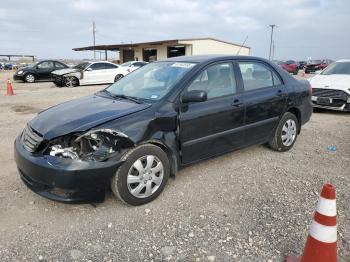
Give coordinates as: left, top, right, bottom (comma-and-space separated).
114, 74, 124, 82
64, 76, 79, 87
111, 144, 170, 205
24, 73, 35, 83
268, 112, 299, 152
293, 68, 299, 75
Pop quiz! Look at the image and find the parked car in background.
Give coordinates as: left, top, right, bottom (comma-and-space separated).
278, 60, 299, 75
4, 63, 17, 70
304, 59, 332, 74
13, 60, 68, 83
15, 55, 313, 205
51, 61, 128, 87
18, 62, 34, 69
120, 61, 148, 73
0, 62, 4, 70
309, 59, 350, 111
298, 61, 307, 70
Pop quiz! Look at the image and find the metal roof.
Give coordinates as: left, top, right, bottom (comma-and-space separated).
73, 37, 251, 51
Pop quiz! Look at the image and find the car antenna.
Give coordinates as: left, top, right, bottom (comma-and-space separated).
236, 36, 248, 55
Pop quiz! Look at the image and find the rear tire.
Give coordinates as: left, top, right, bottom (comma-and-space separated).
269, 112, 299, 152
111, 144, 170, 206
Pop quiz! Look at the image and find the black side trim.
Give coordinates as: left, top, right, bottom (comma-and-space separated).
182, 116, 279, 147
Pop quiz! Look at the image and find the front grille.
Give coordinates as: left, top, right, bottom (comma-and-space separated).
21, 125, 43, 153
312, 88, 349, 101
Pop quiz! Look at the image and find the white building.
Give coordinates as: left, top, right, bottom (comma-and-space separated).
73, 37, 251, 63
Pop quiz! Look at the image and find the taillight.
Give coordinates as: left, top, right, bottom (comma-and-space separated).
308, 83, 312, 96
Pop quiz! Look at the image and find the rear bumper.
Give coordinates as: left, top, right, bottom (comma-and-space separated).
14, 136, 124, 203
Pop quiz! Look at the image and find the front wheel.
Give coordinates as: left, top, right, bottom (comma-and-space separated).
268, 112, 299, 152
114, 74, 124, 82
293, 68, 299, 75
64, 76, 79, 87
111, 144, 170, 205
24, 73, 35, 83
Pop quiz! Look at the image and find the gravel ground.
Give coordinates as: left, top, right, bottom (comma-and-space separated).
0, 71, 349, 261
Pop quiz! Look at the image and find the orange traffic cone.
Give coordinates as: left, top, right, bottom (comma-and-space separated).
5, 78, 15, 96
287, 183, 337, 262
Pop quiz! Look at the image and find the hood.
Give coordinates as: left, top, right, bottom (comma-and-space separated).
29, 95, 152, 139
51, 68, 80, 75
309, 74, 350, 93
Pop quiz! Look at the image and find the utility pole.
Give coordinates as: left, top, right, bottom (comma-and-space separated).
93, 21, 96, 60
272, 40, 275, 60
268, 24, 277, 60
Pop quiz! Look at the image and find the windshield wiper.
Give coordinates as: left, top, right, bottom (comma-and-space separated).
98, 90, 142, 104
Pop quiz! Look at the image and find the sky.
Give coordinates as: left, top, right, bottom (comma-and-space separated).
0, 0, 349, 61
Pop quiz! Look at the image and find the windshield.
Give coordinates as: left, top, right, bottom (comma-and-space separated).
106, 61, 197, 101
321, 62, 350, 75
73, 62, 90, 70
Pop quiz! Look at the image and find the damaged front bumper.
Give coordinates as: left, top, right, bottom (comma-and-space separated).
14, 136, 124, 203
52, 74, 65, 87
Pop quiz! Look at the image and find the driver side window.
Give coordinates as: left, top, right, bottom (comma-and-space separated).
37, 61, 54, 69
187, 63, 236, 99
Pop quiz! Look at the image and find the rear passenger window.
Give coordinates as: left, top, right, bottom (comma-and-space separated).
104, 63, 118, 69
89, 63, 106, 70
187, 63, 236, 99
238, 62, 282, 91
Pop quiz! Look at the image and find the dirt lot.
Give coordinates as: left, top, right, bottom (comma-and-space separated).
0, 70, 349, 261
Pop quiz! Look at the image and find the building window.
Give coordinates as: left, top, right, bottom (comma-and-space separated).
143, 48, 157, 62
167, 45, 185, 58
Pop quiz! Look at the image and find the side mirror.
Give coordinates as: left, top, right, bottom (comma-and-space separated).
86, 67, 92, 71
181, 90, 207, 103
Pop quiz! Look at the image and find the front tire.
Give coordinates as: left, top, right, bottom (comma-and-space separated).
114, 74, 124, 82
24, 73, 35, 83
111, 144, 170, 206
293, 68, 299, 75
64, 76, 79, 87
269, 112, 299, 152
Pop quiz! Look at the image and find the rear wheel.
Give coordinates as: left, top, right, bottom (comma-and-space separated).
24, 73, 35, 83
111, 144, 170, 205
269, 112, 299, 152
114, 74, 124, 82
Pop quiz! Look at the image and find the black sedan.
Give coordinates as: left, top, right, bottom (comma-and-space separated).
14, 55, 313, 205
13, 60, 68, 83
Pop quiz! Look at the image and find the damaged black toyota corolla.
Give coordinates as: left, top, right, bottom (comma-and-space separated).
15, 55, 313, 205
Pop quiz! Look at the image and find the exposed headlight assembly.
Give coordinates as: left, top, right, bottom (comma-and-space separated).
17, 70, 24, 75
48, 129, 134, 162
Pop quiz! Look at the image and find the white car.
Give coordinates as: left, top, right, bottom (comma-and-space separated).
51, 61, 128, 87
120, 61, 148, 74
309, 59, 350, 112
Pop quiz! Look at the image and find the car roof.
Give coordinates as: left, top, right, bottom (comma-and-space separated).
89, 61, 116, 64
162, 55, 269, 63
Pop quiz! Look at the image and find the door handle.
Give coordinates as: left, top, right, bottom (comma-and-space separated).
232, 98, 243, 107
276, 89, 286, 97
